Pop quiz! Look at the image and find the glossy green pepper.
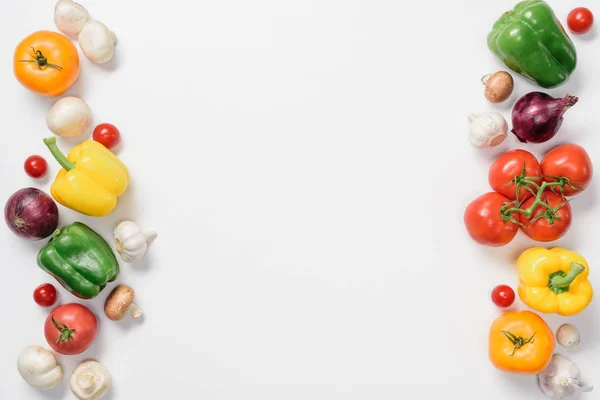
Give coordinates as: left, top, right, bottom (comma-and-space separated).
488, 0, 577, 89
37, 222, 119, 299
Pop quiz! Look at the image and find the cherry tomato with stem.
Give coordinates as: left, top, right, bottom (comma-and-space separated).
33, 283, 57, 307
93, 123, 121, 149
567, 7, 594, 35
464, 192, 519, 247
489, 149, 542, 201
491, 285, 515, 308
518, 191, 572, 242
541, 144, 593, 197
24, 155, 48, 178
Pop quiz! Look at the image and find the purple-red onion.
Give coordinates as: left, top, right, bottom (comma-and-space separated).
4, 188, 59, 240
511, 92, 578, 143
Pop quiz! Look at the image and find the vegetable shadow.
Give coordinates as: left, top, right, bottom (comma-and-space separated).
577, 25, 597, 41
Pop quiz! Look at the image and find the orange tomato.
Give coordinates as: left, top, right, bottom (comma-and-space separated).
14, 31, 79, 97
488, 311, 554, 374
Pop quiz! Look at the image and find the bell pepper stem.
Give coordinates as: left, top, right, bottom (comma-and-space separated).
43, 137, 75, 171
550, 263, 585, 289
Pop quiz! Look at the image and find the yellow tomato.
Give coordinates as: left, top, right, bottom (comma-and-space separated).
489, 311, 554, 374
14, 31, 79, 97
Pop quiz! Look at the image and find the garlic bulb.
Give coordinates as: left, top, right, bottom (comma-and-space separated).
538, 354, 593, 399
468, 112, 508, 149
114, 221, 157, 262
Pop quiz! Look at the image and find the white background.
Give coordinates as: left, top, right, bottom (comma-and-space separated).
0, 0, 598, 399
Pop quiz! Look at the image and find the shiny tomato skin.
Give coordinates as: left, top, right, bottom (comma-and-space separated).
491, 285, 515, 308
93, 123, 121, 149
568, 7, 594, 34
519, 191, 572, 242
541, 144, 593, 196
489, 150, 542, 201
24, 155, 48, 178
464, 192, 518, 247
13, 31, 79, 97
44, 303, 98, 355
33, 283, 57, 307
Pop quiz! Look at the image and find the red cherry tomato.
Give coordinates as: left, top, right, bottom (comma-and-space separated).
93, 123, 121, 149
24, 155, 48, 178
33, 283, 57, 307
519, 191, 572, 242
44, 303, 98, 355
491, 285, 515, 308
464, 192, 518, 247
567, 7, 594, 34
541, 144, 593, 197
488, 150, 542, 201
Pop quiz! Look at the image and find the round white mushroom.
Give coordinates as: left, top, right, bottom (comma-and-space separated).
70, 360, 111, 400
46, 96, 93, 137
54, 0, 90, 36
78, 20, 117, 64
17, 345, 63, 390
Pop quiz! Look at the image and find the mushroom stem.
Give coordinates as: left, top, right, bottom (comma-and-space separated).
481, 74, 492, 85
129, 302, 143, 319
78, 373, 96, 390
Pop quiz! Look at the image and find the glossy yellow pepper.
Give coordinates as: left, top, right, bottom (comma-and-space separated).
517, 247, 593, 316
44, 137, 129, 217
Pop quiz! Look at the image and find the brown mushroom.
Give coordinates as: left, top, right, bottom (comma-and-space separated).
104, 285, 143, 321
482, 71, 514, 103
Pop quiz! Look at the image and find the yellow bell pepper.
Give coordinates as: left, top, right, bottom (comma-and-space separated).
43, 137, 129, 217
517, 247, 593, 316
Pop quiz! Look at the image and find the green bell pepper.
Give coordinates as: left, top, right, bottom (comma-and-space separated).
487, 0, 577, 89
37, 222, 119, 299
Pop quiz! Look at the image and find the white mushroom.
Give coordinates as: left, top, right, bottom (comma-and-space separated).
54, 0, 90, 36
104, 284, 143, 321
78, 20, 117, 64
17, 345, 63, 390
70, 360, 111, 400
46, 96, 93, 137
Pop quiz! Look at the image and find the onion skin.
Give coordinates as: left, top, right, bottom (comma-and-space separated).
4, 188, 59, 240
511, 92, 578, 144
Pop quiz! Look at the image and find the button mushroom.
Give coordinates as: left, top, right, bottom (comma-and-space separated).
17, 345, 63, 390
70, 360, 111, 400
104, 284, 143, 321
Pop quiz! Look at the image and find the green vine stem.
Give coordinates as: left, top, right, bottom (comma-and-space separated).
499, 166, 580, 226
501, 330, 537, 356
18, 47, 63, 72
51, 316, 76, 344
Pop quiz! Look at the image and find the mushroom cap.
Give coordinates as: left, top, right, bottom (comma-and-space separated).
70, 360, 110, 400
104, 285, 135, 321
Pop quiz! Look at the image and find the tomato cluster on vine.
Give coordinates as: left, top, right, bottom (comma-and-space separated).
464, 144, 593, 247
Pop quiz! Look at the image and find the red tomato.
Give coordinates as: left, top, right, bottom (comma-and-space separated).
44, 303, 97, 355
519, 191, 572, 242
541, 144, 593, 196
93, 123, 121, 149
489, 149, 542, 201
491, 285, 515, 308
464, 192, 518, 247
24, 155, 48, 178
567, 7, 594, 34
33, 283, 57, 307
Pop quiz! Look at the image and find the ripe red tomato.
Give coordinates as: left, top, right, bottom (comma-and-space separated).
44, 303, 97, 355
491, 285, 515, 308
24, 155, 48, 178
489, 149, 542, 201
464, 192, 518, 247
33, 283, 57, 307
519, 191, 572, 242
567, 7, 594, 34
541, 144, 593, 196
93, 123, 121, 149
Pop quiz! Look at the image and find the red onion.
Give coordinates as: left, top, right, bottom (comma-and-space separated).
511, 92, 578, 143
4, 188, 59, 240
